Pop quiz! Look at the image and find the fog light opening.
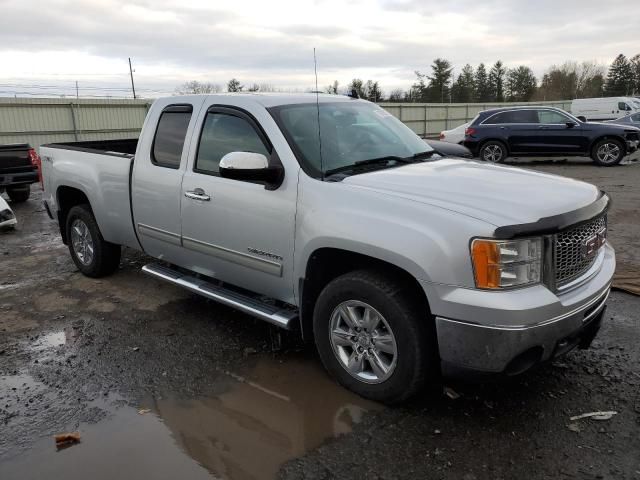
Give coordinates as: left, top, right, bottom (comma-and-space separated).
504, 347, 543, 376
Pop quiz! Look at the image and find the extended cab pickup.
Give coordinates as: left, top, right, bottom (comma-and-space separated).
41, 94, 615, 403
0, 143, 41, 202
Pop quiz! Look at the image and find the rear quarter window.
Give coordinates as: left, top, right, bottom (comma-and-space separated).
152, 106, 193, 169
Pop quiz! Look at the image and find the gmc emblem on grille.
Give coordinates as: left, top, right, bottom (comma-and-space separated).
581, 227, 607, 258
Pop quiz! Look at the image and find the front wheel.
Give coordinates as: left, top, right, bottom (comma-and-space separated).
479, 141, 508, 163
591, 139, 624, 166
313, 270, 437, 404
65, 204, 121, 277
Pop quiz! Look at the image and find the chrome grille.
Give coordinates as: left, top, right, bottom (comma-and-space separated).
554, 215, 606, 286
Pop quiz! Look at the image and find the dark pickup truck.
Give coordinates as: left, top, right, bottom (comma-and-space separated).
0, 144, 41, 202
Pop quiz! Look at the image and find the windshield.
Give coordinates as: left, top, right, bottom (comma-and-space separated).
269, 101, 433, 178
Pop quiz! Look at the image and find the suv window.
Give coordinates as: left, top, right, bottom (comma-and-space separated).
195, 113, 269, 175
152, 108, 192, 169
632, 113, 640, 122
537, 110, 569, 124
483, 110, 537, 124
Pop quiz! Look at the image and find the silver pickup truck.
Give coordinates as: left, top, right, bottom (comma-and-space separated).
41, 94, 615, 403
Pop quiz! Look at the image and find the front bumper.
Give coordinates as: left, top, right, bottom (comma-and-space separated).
424, 242, 615, 375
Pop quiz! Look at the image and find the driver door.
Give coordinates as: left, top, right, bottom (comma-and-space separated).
179, 106, 297, 304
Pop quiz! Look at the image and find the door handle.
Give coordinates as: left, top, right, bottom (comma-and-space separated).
184, 188, 211, 201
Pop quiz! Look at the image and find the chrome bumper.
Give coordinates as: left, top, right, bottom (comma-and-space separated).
430, 242, 615, 375
436, 286, 609, 374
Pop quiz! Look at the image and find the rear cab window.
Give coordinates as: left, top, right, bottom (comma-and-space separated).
152, 105, 193, 169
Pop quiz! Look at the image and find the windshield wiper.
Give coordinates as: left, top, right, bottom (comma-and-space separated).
411, 150, 438, 160
324, 156, 414, 177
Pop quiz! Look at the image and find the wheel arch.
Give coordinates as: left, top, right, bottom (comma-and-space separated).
298, 247, 430, 341
56, 185, 92, 244
588, 135, 627, 155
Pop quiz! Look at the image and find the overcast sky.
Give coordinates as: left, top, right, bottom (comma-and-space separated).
0, 0, 637, 98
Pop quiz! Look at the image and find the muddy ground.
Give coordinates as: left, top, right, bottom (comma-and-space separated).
1, 159, 639, 480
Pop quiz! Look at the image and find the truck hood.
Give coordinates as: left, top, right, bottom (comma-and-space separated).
343, 158, 600, 227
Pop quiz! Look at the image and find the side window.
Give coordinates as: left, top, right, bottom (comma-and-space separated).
618, 102, 629, 111
152, 106, 192, 169
632, 113, 640, 122
483, 112, 510, 124
537, 110, 569, 124
509, 110, 538, 123
195, 113, 270, 175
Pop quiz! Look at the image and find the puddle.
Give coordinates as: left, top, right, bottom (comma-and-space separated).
0, 354, 380, 480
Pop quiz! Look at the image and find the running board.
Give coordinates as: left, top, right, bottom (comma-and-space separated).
142, 263, 298, 329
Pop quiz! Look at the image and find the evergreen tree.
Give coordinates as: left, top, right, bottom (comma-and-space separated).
474, 63, 491, 102
489, 60, 507, 102
227, 78, 243, 92
505, 66, 537, 102
325, 80, 339, 94
426, 58, 453, 102
605, 54, 634, 96
452, 64, 475, 102
631, 54, 640, 95
348, 78, 365, 98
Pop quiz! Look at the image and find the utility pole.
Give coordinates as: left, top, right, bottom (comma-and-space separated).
128, 57, 137, 99
75, 81, 79, 99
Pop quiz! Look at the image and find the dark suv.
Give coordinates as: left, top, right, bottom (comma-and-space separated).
464, 106, 640, 166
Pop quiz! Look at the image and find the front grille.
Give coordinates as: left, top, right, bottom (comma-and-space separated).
554, 215, 606, 286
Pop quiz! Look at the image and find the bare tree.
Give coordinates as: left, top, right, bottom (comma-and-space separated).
175, 81, 222, 95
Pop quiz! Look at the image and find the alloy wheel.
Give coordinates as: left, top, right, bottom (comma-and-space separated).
596, 142, 621, 164
70, 219, 94, 266
482, 144, 504, 162
329, 300, 398, 384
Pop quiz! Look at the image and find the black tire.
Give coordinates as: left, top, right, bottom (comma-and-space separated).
591, 138, 624, 166
65, 204, 121, 277
7, 185, 30, 203
313, 270, 437, 404
479, 140, 508, 163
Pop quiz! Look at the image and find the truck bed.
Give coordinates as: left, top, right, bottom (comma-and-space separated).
40, 139, 140, 250
43, 138, 138, 157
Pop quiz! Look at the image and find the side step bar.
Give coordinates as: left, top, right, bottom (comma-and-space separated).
142, 263, 298, 329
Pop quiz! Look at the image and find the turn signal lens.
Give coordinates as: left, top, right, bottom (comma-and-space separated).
471, 238, 542, 289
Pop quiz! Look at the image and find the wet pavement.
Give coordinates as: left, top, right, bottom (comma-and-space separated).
1, 161, 640, 480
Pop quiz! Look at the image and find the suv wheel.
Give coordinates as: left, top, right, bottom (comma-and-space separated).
480, 141, 507, 163
313, 270, 436, 404
591, 138, 624, 166
7, 185, 30, 203
66, 204, 121, 277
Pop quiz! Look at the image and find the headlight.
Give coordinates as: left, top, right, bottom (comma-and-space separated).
471, 238, 542, 289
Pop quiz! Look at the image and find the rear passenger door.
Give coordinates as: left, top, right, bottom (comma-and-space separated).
132, 99, 205, 264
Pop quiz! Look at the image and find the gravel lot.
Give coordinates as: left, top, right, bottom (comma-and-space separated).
1, 159, 639, 480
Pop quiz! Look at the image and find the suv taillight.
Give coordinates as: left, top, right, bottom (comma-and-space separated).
28, 148, 43, 189
465, 127, 477, 137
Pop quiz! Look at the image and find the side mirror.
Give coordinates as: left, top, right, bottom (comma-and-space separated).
566, 121, 578, 128
577, 115, 587, 123
219, 152, 283, 188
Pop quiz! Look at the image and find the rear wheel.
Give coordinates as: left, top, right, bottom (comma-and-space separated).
591, 138, 624, 166
479, 141, 508, 163
313, 270, 436, 404
65, 204, 121, 277
7, 185, 30, 203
